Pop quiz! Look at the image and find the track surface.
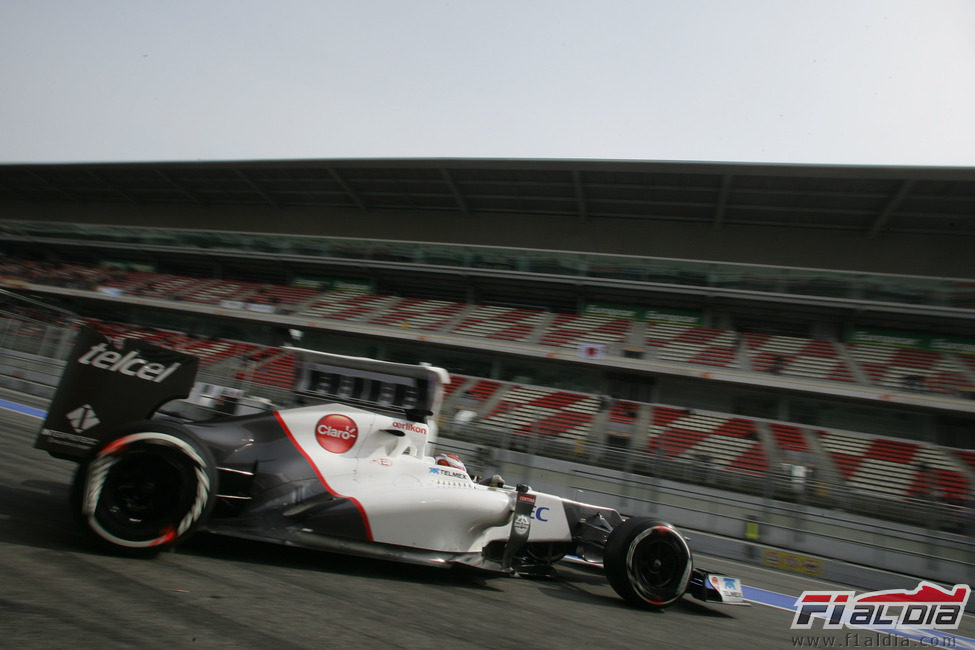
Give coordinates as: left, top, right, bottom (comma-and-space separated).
3, 398, 974, 649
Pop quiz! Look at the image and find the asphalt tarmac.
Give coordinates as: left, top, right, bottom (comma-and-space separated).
2, 398, 974, 649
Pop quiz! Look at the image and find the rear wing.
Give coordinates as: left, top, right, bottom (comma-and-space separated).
289, 346, 450, 423
35, 326, 199, 461
35, 327, 451, 460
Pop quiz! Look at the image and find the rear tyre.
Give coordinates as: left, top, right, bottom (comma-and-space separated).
604, 518, 692, 609
71, 421, 217, 556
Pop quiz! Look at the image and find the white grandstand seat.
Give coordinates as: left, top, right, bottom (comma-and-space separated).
455, 378, 503, 407
953, 449, 975, 488
247, 285, 320, 307
768, 423, 813, 455
747, 333, 855, 382
181, 338, 260, 366
538, 314, 631, 349
236, 351, 296, 389
366, 297, 466, 331
180, 279, 256, 305
99, 272, 200, 298
955, 355, 975, 379
646, 324, 738, 367
449, 306, 548, 342
646, 406, 768, 476
815, 431, 969, 505
480, 384, 599, 447
298, 291, 397, 321
847, 344, 967, 394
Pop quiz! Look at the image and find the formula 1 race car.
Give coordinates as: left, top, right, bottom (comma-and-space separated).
35, 326, 744, 610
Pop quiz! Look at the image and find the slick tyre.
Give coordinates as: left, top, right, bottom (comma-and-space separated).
71, 421, 217, 556
604, 518, 692, 609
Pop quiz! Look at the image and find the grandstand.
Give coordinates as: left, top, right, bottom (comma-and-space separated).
3, 259, 974, 404
1, 157, 974, 529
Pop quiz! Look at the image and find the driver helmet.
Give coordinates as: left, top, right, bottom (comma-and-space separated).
435, 453, 467, 473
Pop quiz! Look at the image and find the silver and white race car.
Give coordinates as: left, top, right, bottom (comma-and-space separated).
36, 326, 743, 609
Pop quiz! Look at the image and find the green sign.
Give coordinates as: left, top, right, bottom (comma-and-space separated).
292, 277, 374, 293
930, 337, 975, 357
582, 303, 642, 320
849, 329, 927, 348
292, 277, 326, 288
643, 309, 702, 325
99, 259, 156, 272
849, 329, 975, 356
332, 280, 374, 293
582, 303, 702, 325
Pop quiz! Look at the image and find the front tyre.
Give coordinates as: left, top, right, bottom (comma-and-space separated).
71, 421, 217, 556
604, 518, 692, 609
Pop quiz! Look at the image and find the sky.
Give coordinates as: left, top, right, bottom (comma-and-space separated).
1, 1, 974, 166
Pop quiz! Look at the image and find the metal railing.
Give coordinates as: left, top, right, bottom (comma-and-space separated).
432, 429, 975, 586
435, 419, 974, 534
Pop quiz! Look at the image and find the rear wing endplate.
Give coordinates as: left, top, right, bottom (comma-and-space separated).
35, 326, 199, 461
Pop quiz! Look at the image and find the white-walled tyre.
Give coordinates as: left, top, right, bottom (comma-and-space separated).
71, 421, 217, 556
604, 518, 692, 609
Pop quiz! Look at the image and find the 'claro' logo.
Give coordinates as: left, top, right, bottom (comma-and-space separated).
315, 414, 358, 454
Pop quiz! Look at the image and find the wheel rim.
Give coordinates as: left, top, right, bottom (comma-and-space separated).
627, 525, 691, 605
634, 539, 680, 587
99, 452, 187, 537
83, 432, 211, 548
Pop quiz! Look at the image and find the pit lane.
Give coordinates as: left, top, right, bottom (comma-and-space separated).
2, 399, 974, 649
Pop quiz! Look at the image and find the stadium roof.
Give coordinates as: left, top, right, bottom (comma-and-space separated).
2, 158, 974, 238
